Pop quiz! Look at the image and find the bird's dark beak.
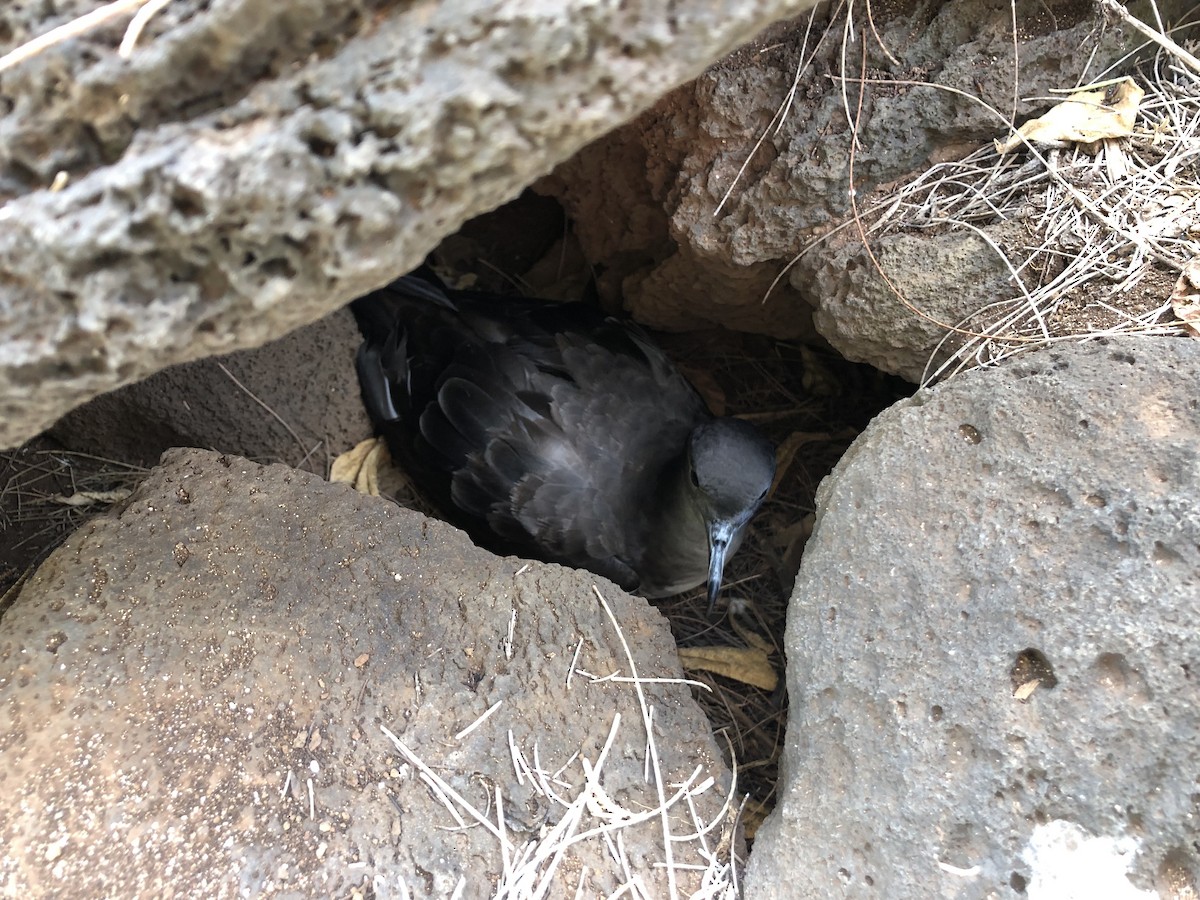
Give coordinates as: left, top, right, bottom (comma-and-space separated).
706, 520, 737, 616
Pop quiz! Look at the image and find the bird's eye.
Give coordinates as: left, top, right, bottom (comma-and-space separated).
689, 466, 700, 487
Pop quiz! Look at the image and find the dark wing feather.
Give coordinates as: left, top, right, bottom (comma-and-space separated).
351, 272, 710, 588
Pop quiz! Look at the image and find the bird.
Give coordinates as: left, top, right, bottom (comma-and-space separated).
351, 268, 776, 614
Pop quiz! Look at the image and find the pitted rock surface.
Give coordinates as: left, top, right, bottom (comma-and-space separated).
0, 448, 734, 897
539, 2, 1171, 354
746, 337, 1200, 898
0, 0, 821, 447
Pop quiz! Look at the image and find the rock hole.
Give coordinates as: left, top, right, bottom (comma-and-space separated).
260, 258, 297, 280
1010, 648, 1057, 700
171, 187, 206, 219
305, 134, 338, 158
1153, 541, 1183, 566
90, 250, 131, 270
1092, 652, 1151, 701
1010, 871, 1028, 892
168, 262, 200, 284
1156, 847, 1197, 898
104, 318, 132, 337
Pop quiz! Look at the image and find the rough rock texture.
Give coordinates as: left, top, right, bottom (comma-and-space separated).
744, 336, 1200, 897
0, 0, 821, 448
49, 307, 371, 471
0, 449, 736, 897
807, 228, 1018, 382
538, 1, 1182, 348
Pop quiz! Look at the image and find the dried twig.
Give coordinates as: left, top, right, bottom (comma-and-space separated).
1098, 0, 1200, 76
0, 0, 177, 74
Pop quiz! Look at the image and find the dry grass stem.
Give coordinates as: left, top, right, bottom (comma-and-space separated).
845, 11, 1197, 383
0, 0, 177, 74
0, 448, 146, 547
214, 362, 323, 474
377, 590, 749, 898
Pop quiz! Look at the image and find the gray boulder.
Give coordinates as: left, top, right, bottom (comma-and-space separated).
746, 337, 1200, 897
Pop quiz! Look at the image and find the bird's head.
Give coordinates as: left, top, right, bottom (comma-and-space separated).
685, 418, 776, 614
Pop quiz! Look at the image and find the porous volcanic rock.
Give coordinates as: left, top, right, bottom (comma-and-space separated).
539, 2, 1185, 360
745, 336, 1200, 897
0, 448, 736, 897
0, 0, 820, 447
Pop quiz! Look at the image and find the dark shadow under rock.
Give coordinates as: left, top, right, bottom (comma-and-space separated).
0, 448, 737, 896
49, 308, 372, 473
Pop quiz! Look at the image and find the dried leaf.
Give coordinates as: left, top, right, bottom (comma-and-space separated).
798, 345, 840, 398
771, 430, 838, 493
772, 515, 815, 590
330, 437, 406, 497
995, 77, 1144, 154
678, 646, 778, 691
1170, 258, 1200, 338
741, 799, 771, 840
50, 489, 131, 507
329, 438, 379, 485
1013, 679, 1041, 701
1102, 137, 1129, 181
727, 609, 775, 654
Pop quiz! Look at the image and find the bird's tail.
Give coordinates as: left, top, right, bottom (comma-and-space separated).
349, 267, 455, 345
351, 268, 455, 427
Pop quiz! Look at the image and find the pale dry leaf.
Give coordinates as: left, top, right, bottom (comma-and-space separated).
995, 77, 1144, 154
329, 438, 379, 485
771, 430, 835, 494
677, 646, 778, 691
1013, 679, 1041, 701
798, 345, 841, 398
773, 515, 815, 587
1102, 137, 1129, 181
727, 610, 775, 654
50, 489, 132, 507
1170, 258, 1200, 338
355, 441, 386, 496
741, 798, 772, 840
330, 437, 405, 498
